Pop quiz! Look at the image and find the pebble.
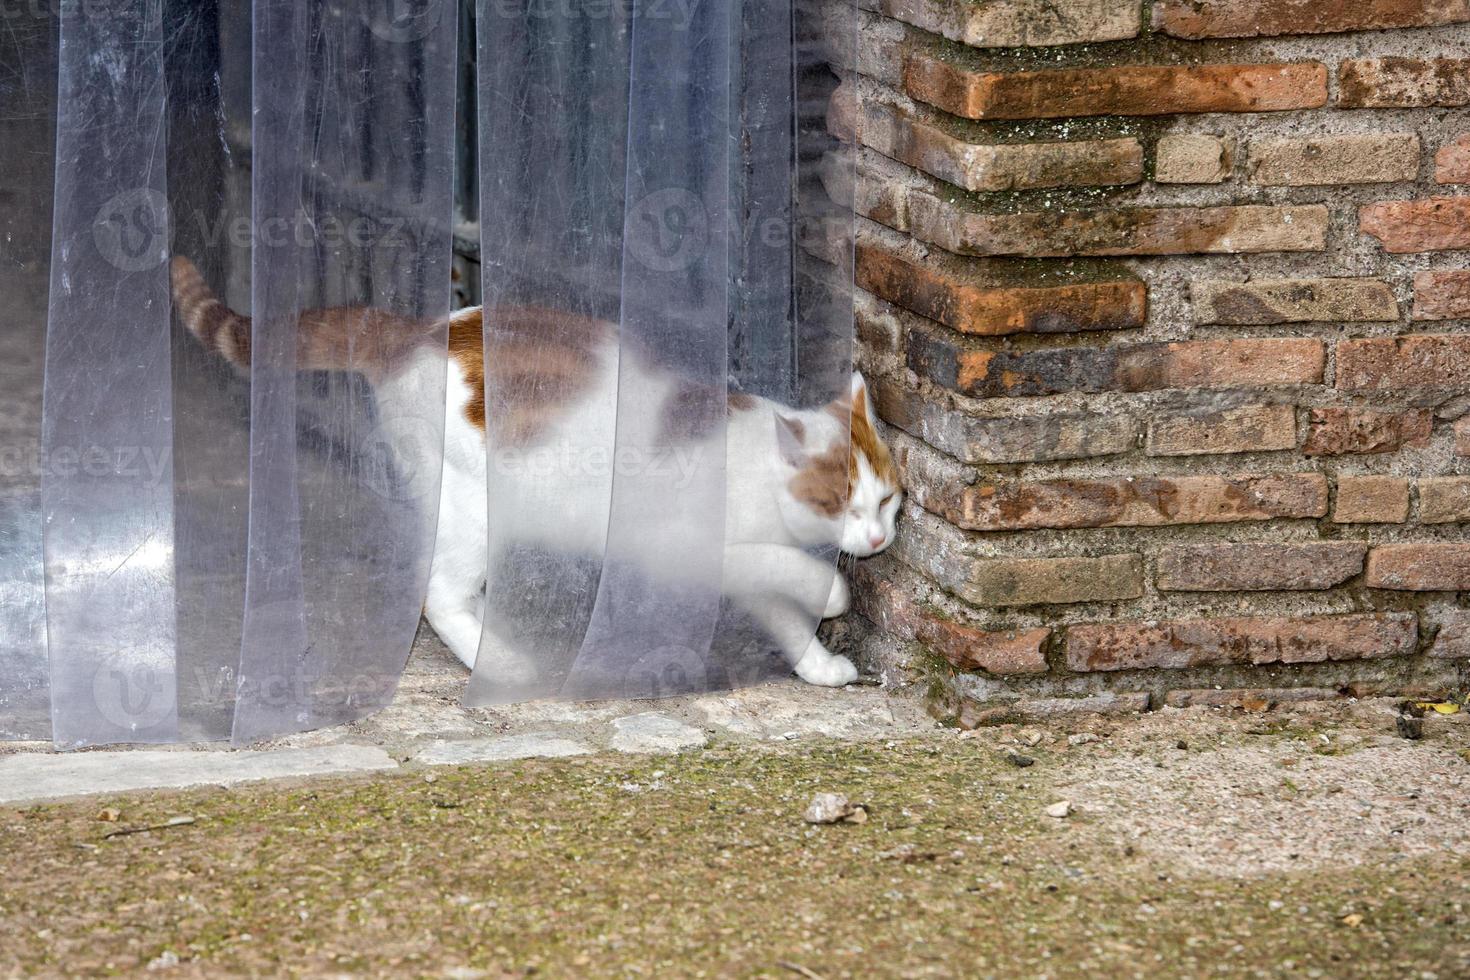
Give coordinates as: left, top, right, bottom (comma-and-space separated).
1044, 800, 1072, 819
1006, 753, 1035, 768
1067, 733, 1099, 746
804, 792, 868, 825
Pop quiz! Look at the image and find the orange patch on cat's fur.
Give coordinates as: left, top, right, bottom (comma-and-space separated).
450, 305, 613, 446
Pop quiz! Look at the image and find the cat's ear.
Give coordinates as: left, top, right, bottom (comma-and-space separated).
775, 413, 808, 467
850, 371, 874, 420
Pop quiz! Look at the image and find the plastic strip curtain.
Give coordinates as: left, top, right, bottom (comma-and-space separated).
0, 0, 852, 743
469, 0, 855, 703
1, 1, 456, 747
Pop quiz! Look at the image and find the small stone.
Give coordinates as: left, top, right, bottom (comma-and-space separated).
1045, 800, 1072, 819
1067, 733, 1099, 746
804, 792, 868, 825
146, 951, 180, 971
1019, 730, 1044, 747
1006, 753, 1036, 768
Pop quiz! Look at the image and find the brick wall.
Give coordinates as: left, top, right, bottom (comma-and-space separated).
826, 0, 1470, 723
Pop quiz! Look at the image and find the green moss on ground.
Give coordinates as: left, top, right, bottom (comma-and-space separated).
1, 738, 1466, 977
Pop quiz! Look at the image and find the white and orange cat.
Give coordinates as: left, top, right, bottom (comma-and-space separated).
170, 258, 900, 687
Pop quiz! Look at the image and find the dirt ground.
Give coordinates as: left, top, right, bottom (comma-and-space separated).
2, 697, 1467, 978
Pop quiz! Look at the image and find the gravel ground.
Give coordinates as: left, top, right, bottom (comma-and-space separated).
1, 694, 1467, 977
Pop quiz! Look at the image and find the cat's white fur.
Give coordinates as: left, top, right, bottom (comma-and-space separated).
418, 309, 900, 688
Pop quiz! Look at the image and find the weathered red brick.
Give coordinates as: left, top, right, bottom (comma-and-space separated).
1146, 404, 1298, 456
855, 244, 1146, 336
904, 56, 1328, 120
1249, 134, 1420, 186
1412, 270, 1470, 320
905, 193, 1329, 257
831, 90, 1143, 193
883, 0, 1141, 47
963, 554, 1144, 607
1155, 134, 1232, 184
872, 378, 1137, 463
1366, 543, 1470, 589
1156, 542, 1366, 591
1336, 335, 1470, 390
1418, 476, 1470, 523
1435, 133, 1470, 183
1339, 57, 1470, 108
850, 559, 1050, 675
1155, 0, 1470, 38
1360, 197, 1470, 252
1303, 408, 1433, 456
917, 471, 1329, 531
1429, 611, 1470, 658
1333, 476, 1411, 523
1066, 613, 1417, 671
910, 331, 1325, 398
1193, 278, 1398, 324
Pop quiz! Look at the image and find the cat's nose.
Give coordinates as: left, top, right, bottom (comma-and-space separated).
867, 531, 885, 549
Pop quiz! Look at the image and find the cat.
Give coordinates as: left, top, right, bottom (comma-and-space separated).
170, 257, 900, 687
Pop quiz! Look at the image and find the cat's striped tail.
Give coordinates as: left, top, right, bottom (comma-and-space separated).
170, 256, 435, 381
170, 256, 252, 371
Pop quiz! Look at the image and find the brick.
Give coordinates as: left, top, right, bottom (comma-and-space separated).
1457, 416, 1470, 455
1360, 197, 1470, 252
1156, 542, 1366, 591
1336, 335, 1470, 390
910, 332, 1325, 398
904, 194, 1329, 257
1164, 687, 1343, 709
1303, 407, 1433, 456
881, 0, 1141, 47
963, 554, 1144, 607
1366, 543, 1470, 589
1146, 404, 1297, 456
1333, 475, 1411, 523
855, 244, 1146, 336
1193, 278, 1398, 325
1436, 134, 1470, 183
1066, 613, 1417, 672
1248, 134, 1420, 186
855, 294, 902, 355
850, 560, 1049, 675
1338, 58, 1470, 108
872, 378, 1137, 463
916, 471, 1329, 531
957, 691, 1150, 728
1419, 476, 1470, 522
1155, 134, 1231, 184
1154, 0, 1470, 38
1412, 270, 1470, 320
903, 56, 1328, 120
830, 92, 1143, 193
1429, 611, 1470, 658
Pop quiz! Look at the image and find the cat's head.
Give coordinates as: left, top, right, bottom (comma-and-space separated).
777, 373, 902, 557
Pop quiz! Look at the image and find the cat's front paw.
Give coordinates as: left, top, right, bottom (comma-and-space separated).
823, 573, 850, 619
794, 641, 859, 687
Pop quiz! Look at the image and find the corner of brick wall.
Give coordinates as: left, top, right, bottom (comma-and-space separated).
827, 0, 1470, 724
